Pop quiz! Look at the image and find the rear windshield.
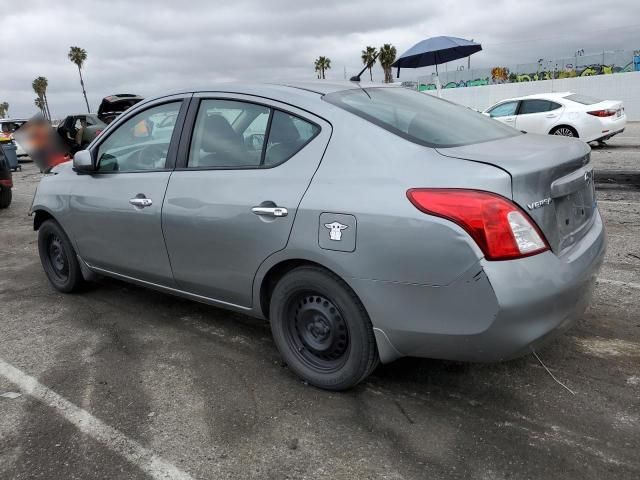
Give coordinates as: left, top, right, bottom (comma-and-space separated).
564, 94, 602, 105
323, 87, 520, 148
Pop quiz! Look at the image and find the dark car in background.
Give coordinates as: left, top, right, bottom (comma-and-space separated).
0, 146, 12, 208
97, 94, 144, 124
57, 113, 107, 152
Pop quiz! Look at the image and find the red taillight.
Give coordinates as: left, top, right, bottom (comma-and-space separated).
0, 178, 13, 188
587, 109, 616, 117
406, 189, 549, 261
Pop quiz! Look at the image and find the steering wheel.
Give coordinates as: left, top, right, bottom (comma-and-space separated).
131, 144, 167, 169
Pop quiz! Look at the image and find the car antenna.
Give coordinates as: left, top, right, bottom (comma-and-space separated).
349, 52, 378, 99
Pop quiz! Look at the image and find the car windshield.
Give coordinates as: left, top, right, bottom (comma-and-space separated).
564, 93, 602, 105
323, 87, 520, 147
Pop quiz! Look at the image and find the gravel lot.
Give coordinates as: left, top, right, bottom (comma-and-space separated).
1, 125, 639, 480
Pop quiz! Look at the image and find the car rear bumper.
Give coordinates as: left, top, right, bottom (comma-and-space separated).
583, 115, 626, 143
352, 211, 606, 363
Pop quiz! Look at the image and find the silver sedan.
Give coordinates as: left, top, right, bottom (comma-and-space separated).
31, 83, 606, 390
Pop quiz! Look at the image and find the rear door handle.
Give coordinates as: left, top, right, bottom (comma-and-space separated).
545, 114, 558, 118
251, 206, 288, 217
129, 197, 153, 208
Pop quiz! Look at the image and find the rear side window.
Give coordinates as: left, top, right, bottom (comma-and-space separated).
324, 88, 519, 148
188, 99, 320, 169
564, 94, 602, 105
264, 111, 320, 167
519, 99, 562, 114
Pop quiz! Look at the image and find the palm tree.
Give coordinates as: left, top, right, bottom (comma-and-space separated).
32, 77, 52, 121
68, 46, 91, 112
34, 97, 46, 117
361, 46, 378, 81
314, 56, 331, 79
0, 102, 8, 118
378, 44, 397, 83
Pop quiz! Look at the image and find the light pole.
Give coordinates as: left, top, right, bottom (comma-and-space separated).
574, 48, 584, 72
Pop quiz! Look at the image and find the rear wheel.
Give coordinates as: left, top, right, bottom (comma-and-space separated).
0, 188, 11, 209
269, 266, 378, 391
38, 219, 85, 293
551, 126, 578, 138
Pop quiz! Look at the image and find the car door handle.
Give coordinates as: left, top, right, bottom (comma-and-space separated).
504, 117, 515, 122
251, 206, 288, 217
545, 114, 558, 118
129, 197, 153, 208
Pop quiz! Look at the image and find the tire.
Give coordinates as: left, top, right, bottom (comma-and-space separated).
0, 188, 11, 209
269, 266, 379, 391
551, 125, 578, 138
38, 219, 85, 293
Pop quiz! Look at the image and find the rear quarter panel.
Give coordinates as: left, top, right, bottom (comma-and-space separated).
269, 109, 513, 288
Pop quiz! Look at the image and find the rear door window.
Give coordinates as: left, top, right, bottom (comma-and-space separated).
263, 111, 320, 167
519, 100, 562, 114
187, 99, 320, 169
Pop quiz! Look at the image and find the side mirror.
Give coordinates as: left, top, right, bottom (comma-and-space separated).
73, 149, 95, 173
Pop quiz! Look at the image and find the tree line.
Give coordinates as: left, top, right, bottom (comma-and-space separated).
314, 44, 397, 82
0, 46, 90, 121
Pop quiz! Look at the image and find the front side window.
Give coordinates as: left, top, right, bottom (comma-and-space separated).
519, 99, 561, 114
488, 101, 519, 118
96, 102, 181, 172
325, 88, 519, 148
188, 100, 320, 169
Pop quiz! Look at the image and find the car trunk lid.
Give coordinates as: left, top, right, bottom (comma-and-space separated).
437, 133, 595, 254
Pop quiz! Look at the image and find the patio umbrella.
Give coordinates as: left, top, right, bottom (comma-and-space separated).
392, 36, 482, 95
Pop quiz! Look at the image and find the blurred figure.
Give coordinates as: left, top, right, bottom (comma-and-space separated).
14, 115, 71, 172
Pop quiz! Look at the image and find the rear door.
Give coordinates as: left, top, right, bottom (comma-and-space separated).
162, 93, 331, 307
515, 99, 563, 134
486, 101, 519, 128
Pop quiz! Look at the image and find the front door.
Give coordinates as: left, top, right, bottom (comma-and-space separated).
67, 98, 186, 286
487, 100, 519, 128
162, 95, 331, 307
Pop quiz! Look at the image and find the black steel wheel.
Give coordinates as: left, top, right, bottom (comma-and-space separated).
46, 233, 70, 282
38, 219, 85, 293
285, 292, 350, 372
270, 266, 379, 390
0, 187, 11, 209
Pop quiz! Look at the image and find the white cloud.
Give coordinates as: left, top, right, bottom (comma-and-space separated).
1, 0, 638, 118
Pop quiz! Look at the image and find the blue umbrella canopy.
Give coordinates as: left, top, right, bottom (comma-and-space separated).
392, 36, 482, 76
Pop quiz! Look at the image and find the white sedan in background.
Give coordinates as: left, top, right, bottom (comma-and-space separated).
484, 92, 626, 144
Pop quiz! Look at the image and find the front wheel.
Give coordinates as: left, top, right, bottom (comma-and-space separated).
269, 266, 379, 390
38, 219, 85, 293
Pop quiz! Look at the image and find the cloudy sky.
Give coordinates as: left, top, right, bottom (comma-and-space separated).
1, 0, 638, 118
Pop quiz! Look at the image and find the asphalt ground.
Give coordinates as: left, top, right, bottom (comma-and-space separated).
0, 125, 638, 479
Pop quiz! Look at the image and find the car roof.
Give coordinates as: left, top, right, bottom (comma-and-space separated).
500, 92, 574, 103
165, 81, 396, 98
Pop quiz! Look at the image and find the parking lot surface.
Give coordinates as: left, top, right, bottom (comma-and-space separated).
1, 126, 639, 479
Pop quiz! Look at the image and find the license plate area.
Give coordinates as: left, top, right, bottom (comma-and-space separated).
555, 180, 596, 250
